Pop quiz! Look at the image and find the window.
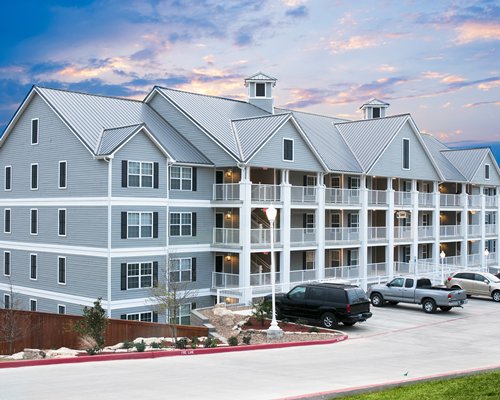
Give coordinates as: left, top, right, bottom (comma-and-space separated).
348, 176, 360, 189
405, 278, 414, 288
128, 212, 153, 238
404, 246, 411, 262
170, 212, 193, 236
3, 251, 10, 276
288, 286, 306, 300
283, 138, 294, 161
402, 138, 410, 170
58, 209, 66, 236
389, 277, 404, 287
170, 166, 192, 190
126, 312, 153, 322
422, 213, 429, 226
347, 249, 359, 266
58, 257, 66, 284
4, 166, 11, 191
330, 249, 340, 267
306, 175, 317, 196
126, 262, 153, 289
372, 107, 380, 119
31, 118, 39, 144
128, 161, 153, 188
3, 294, 10, 309
31, 163, 38, 190
30, 299, 37, 312
169, 303, 192, 325
4, 208, 11, 233
485, 164, 490, 180
305, 251, 315, 269
255, 82, 266, 97
170, 258, 194, 282
30, 254, 37, 280
30, 209, 38, 235
305, 213, 315, 233
331, 213, 340, 228
59, 161, 67, 189
348, 213, 359, 228
58, 305, 66, 315
331, 176, 341, 188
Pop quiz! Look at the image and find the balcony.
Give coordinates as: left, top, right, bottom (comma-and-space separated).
291, 186, 317, 204
213, 183, 240, 201
440, 225, 463, 239
394, 191, 412, 207
251, 184, 281, 203
290, 268, 316, 282
394, 226, 412, 241
250, 272, 280, 286
213, 228, 240, 246
324, 265, 359, 280
418, 193, 434, 207
290, 228, 316, 246
368, 227, 387, 241
250, 228, 281, 247
325, 227, 360, 245
325, 188, 360, 206
468, 225, 481, 237
487, 253, 497, 266
368, 190, 388, 206
485, 196, 497, 208
467, 253, 481, 267
468, 195, 481, 208
367, 262, 388, 278
486, 224, 497, 235
418, 226, 434, 240
212, 272, 239, 288
440, 194, 462, 207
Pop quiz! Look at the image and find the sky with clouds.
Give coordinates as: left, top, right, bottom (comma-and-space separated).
1, 0, 499, 151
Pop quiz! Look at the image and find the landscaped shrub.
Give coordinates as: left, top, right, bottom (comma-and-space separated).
296, 318, 308, 326
134, 340, 146, 352
308, 326, 319, 333
190, 337, 199, 349
121, 340, 135, 349
73, 297, 108, 355
203, 337, 217, 348
252, 300, 272, 327
150, 341, 162, 349
242, 336, 251, 345
175, 338, 188, 349
227, 336, 238, 346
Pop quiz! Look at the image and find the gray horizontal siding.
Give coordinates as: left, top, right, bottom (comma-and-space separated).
0, 291, 85, 316
471, 153, 500, 185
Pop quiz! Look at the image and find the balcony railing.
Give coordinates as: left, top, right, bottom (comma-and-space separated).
440, 193, 462, 207
291, 186, 317, 203
394, 191, 412, 206
394, 226, 412, 240
418, 193, 434, 207
367, 262, 388, 277
368, 190, 387, 206
467, 253, 481, 266
213, 183, 240, 201
368, 227, 387, 241
250, 228, 281, 246
418, 226, 434, 240
251, 184, 281, 203
325, 227, 360, 244
485, 196, 497, 207
290, 268, 316, 282
324, 265, 359, 280
468, 225, 481, 237
486, 224, 497, 235
250, 272, 280, 286
468, 195, 481, 208
440, 225, 463, 238
325, 188, 360, 206
213, 228, 240, 245
212, 272, 239, 288
487, 253, 497, 265
290, 228, 316, 245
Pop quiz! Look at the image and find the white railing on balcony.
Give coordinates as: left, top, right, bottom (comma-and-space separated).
440, 225, 463, 238
324, 265, 359, 280
440, 193, 462, 207
418, 226, 434, 239
290, 228, 316, 245
251, 184, 281, 202
442, 255, 462, 266
468, 225, 481, 237
418, 193, 434, 207
212, 272, 239, 288
325, 227, 360, 244
368, 190, 387, 205
213, 183, 240, 201
467, 253, 481, 266
485, 196, 496, 207
368, 226, 387, 241
250, 272, 280, 286
250, 228, 281, 246
487, 253, 497, 266
291, 186, 317, 203
290, 269, 316, 282
486, 224, 497, 235
468, 195, 482, 208
325, 188, 361, 206
367, 262, 388, 277
394, 191, 412, 206
213, 228, 240, 245
394, 261, 412, 274
394, 226, 412, 240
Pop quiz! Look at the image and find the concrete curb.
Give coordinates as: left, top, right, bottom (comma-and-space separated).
0, 334, 348, 369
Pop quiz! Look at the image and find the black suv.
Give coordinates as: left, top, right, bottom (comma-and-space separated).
264, 283, 372, 328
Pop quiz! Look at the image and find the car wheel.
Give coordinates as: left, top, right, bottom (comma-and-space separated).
388, 301, 399, 305
321, 313, 338, 329
343, 321, 356, 326
492, 291, 500, 302
422, 299, 437, 313
370, 293, 384, 307
440, 306, 452, 312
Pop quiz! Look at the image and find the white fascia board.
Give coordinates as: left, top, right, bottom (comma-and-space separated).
0, 240, 108, 257
0, 283, 96, 306
0, 89, 37, 147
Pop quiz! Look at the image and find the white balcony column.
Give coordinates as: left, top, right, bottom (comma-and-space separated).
433, 181, 441, 265
411, 179, 419, 272
480, 185, 487, 269
280, 169, 291, 288
461, 184, 469, 267
386, 177, 395, 280
239, 165, 252, 303
359, 175, 368, 290
316, 172, 326, 280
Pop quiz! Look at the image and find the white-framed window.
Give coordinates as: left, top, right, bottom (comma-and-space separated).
348, 176, 360, 189
30, 163, 38, 190
127, 262, 153, 289
331, 213, 341, 228
3, 293, 10, 309
305, 213, 315, 233
170, 166, 192, 190
330, 250, 341, 268
422, 213, 430, 226
31, 118, 39, 145
305, 251, 315, 269
58, 304, 66, 315
372, 107, 381, 119
170, 258, 192, 282
4, 208, 11, 233
58, 209, 66, 236
347, 249, 359, 266
59, 161, 67, 189
255, 82, 266, 97
169, 303, 192, 325
126, 312, 153, 322
4, 166, 12, 191
30, 208, 38, 235
127, 212, 153, 238
402, 138, 410, 170
404, 246, 411, 262
283, 138, 294, 162
30, 299, 37, 312
170, 212, 192, 236
421, 244, 430, 259
58, 257, 66, 285
30, 253, 37, 280
485, 164, 490, 180
306, 175, 317, 196
3, 251, 10, 276
331, 176, 341, 188
128, 161, 153, 188
348, 213, 359, 228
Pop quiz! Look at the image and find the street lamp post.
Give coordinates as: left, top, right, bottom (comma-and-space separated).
265, 206, 283, 339
440, 250, 446, 284
484, 249, 490, 270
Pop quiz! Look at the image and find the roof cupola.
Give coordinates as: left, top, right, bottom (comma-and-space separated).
360, 98, 389, 119
244, 72, 277, 114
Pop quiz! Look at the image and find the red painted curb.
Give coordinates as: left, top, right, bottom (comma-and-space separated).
0, 334, 348, 369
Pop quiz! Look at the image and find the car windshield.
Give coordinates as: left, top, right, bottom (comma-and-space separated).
483, 273, 500, 283
347, 288, 368, 303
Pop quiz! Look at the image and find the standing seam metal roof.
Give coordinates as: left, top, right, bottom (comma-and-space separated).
420, 134, 466, 181
441, 148, 490, 181
97, 124, 142, 156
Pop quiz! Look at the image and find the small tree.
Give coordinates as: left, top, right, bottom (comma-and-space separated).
0, 280, 28, 354
73, 297, 108, 355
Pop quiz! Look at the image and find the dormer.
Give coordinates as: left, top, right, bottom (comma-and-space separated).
244, 72, 277, 114
360, 98, 389, 119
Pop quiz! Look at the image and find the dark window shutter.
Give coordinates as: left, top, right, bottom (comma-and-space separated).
303, 175, 307, 186
153, 312, 158, 323
153, 212, 158, 238
120, 314, 127, 320
192, 212, 197, 236
191, 302, 197, 310
121, 212, 127, 239
153, 261, 158, 287
153, 162, 159, 188
302, 252, 306, 267
192, 167, 197, 191
121, 263, 127, 290
303, 214, 307, 228
122, 160, 128, 187
191, 257, 196, 282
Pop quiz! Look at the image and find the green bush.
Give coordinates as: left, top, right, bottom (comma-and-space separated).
203, 337, 218, 348
227, 336, 238, 346
308, 326, 319, 333
190, 337, 199, 349
134, 340, 146, 352
242, 336, 251, 345
175, 338, 188, 349
73, 298, 108, 355
296, 318, 308, 326
150, 341, 162, 349
121, 340, 135, 349
252, 300, 272, 327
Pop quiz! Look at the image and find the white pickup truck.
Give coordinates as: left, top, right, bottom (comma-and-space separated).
367, 277, 467, 313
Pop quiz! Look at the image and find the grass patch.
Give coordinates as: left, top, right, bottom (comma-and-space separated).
334, 369, 500, 399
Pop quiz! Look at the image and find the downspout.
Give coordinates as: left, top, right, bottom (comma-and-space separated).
104, 155, 114, 318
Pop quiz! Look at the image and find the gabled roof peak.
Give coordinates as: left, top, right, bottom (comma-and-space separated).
244, 72, 277, 82
360, 98, 390, 109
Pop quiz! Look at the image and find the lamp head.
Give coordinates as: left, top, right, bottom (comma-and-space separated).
265, 206, 277, 223
440, 251, 446, 259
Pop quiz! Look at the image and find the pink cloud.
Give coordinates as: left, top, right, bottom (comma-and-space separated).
455, 22, 500, 44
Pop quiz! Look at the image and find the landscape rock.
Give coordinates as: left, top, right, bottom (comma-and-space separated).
45, 347, 79, 358
22, 348, 46, 360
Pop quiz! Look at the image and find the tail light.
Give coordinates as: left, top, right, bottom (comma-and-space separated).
447, 277, 452, 281
448, 293, 452, 299
346, 304, 351, 313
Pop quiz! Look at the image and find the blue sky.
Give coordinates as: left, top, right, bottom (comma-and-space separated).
1, 0, 499, 154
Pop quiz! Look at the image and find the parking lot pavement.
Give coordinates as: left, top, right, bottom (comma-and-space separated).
1, 298, 500, 400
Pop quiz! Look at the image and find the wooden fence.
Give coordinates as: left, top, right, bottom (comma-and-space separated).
0, 309, 208, 354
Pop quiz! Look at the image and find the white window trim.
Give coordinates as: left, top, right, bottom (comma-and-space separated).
58, 160, 67, 189
58, 256, 67, 285
282, 138, 294, 162
4, 293, 11, 309
255, 82, 267, 98
30, 208, 38, 236
127, 160, 154, 188
29, 298, 37, 312
58, 304, 66, 315
169, 212, 192, 237
4, 165, 12, 191
127, 212, 153, 239
4, 208, 11, 234
402, 138, 410, 170
170, 166, 192, 191
126, 261, 153, 290
305, 251, 315, 270
169, 257, 193, 283
31, 118, 39, 145
126, 311, 153, 322
305, 213, 315, 233
485, 164, 490, 180
58, 208, 67, 237
30, 163, 39, 190
3, 251, 10, 276
169, 303, 191, 325
30, 253, 38, 281
331, 212, 341, 228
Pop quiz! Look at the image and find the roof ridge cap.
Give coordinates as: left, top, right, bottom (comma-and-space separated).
231, 113, 288, 122
35, 85, 143, 103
